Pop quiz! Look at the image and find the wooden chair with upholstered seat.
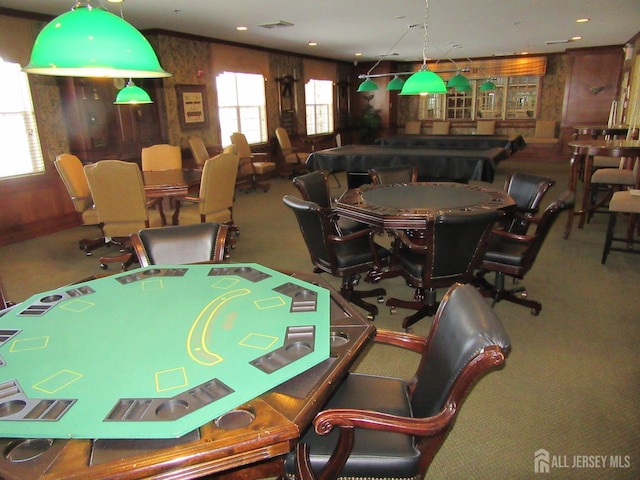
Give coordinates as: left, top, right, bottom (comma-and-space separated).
230, 132, 277, 192
601, 190, 640, 264
476, 120, 496, 135
275, 127, 310, 178
131, 222, 232, 267
283, 194, 389, 319
84, 160, 166, 270
282, 282, 511, 480
384, 208, 502, 329
188, 136, 212, 168
54, 153, 107, 255
404, 120, 422, 134
141, 144, 182, 171
174, 153, 239, 239
431, 121, 450, 135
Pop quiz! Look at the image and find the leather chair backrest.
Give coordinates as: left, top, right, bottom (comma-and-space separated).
188, 136, 210, 166
292, 171, 331, 208
431, 209, 502, 281
282, 195, 335, 270
275, 127, 293, 154
411, 283, 511, 418
84, 160, 150, 237
141, 144, 182, 171
230, 132, 252, 160
518, 192, 574, 271
504, 172, 555, 234
199, 153, 239, 216
369, 165, 417, 185
54, 153, 93, 213
136, 223, 227, 265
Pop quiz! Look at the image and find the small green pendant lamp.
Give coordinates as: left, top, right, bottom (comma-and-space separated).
114, 80, 153, 104
24, 1, 171, 78
386, 75, 405, 91
455, 84, 472, 93
357, 77, 379, 92
480, 80, 497, 91
447, 72, 470, 89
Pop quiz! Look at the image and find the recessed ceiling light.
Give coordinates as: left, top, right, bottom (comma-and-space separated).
308, 41, 318, 46
355, 52, 362, 57
571, 36, 582, 41
236, 26, 248, 31
576, 18, 590, 23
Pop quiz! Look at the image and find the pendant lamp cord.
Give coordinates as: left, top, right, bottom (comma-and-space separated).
364, 23, 413, 77
422, 0, 429, 68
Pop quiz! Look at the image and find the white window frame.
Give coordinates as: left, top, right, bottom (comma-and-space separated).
0, 59, 44, 179
305, 79, 334, 135
215, 71, 267, 145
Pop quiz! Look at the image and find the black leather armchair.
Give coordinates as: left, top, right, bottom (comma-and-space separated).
474, 192, 575, 314
368, 164, 418, 185
283, 283, 511, 480
283, 194, 389, 319
384, 209, 502, 329
501, 172, 555, 234
131, 222, 232, 266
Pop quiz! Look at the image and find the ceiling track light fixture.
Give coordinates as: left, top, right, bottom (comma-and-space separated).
24, 0, 171, 79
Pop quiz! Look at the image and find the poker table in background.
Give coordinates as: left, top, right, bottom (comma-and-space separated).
0, 266, 375, 479
305, 144, 510, 188
375, 134, 527, 155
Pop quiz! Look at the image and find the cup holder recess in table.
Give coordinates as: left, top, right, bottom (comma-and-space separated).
4, 438, 54, 462
214, 407, 255, 430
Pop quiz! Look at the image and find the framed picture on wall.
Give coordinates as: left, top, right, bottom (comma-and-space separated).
176, 84, 208, 128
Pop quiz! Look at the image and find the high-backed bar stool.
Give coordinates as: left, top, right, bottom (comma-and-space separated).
601, 190, 640, 264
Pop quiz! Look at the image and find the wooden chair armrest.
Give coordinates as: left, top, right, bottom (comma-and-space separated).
70, 195, 92, 202
371, 328, 429, 354
251, 152, 269, 158
295, 444, 315, 480
489, 228, 535, 244
392, 229, 429, 253
180, 195, 202, 204
145, 197, 163, 209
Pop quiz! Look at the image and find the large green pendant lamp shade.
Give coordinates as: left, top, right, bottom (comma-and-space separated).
400, 67, 447, 95
114, 80, 153, 104
24, 2, 171, 78
357, 78, 379, 92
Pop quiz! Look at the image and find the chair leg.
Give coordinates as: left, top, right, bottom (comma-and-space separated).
340, 277, 385, 319
79, 236, 107, 256
386, 287, 439, 330
602, 211, 618, 264
474, 270, 541, 315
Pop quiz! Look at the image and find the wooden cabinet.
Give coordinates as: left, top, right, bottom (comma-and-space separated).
58, 77, 166, 163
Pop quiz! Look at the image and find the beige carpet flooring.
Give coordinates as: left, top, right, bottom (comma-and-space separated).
1, 158, 639, 479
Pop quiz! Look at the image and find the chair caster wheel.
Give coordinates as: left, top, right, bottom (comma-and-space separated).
100, 264, 108, 270
390, 307, 397, 315
531, 308, 540, 316
377, 296, 384, 303
351, 275, 361, 286
366, 313, 374, 321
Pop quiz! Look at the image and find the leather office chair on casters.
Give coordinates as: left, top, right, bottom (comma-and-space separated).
383, 209, 502, 330
188, 136, 212, 168
131, 223, 232, 267
282, 283, 510, 480
275, 127, 310, 178
54, 154, 106, 255
292, 171, 365, 235
368, 165, 418, 185
283, 195, 389, 319
501, 172, 555, 234
230, 132, 277, 192
474, 192, 575, 314
84, 160, 166, 270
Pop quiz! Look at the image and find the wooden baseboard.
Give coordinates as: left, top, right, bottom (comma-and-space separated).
0, 214, 79, 247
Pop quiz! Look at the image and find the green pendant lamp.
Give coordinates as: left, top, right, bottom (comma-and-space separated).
24, 1, 171, 78
386, 75, 405, 91
447, 72, 470, 89
357, 77, 379, 92
400, 66, 447, 95
114, 80, 153, 104
455, 84, 472, 93
480, 80, 497, 91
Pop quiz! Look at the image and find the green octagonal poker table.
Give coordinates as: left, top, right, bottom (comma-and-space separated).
0, 264, 330, 440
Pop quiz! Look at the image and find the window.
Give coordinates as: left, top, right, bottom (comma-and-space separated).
0, 59, 44, 179
476, 80, 504, 119
305, 79, 334, 135
216, 72, 267, 144
505, 76, 539, 119
418, 94, 444, 120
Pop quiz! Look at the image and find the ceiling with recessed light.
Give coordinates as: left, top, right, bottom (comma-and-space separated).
2, 0, 639, 63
